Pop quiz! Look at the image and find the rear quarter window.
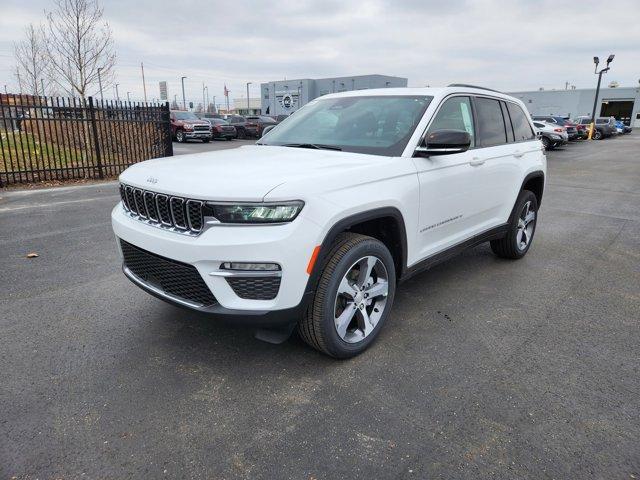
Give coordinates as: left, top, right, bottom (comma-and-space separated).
506, 103, 536, 141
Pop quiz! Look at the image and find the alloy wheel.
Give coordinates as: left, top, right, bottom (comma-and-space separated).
516, 201, 536, 251
333, 255, 389, 343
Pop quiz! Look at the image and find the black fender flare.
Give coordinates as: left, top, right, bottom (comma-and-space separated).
303, 207, 409, 296
520, 171, 545, 206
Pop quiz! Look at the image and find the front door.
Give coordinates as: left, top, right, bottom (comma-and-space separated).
412, 96, 485, 260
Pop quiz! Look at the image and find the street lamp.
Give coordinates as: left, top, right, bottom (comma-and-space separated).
97, 67, 104, 101
246, 82, 252, 114
589, 54, 614, 139
115, 83, 120, 101
127, 91, 131, 102
181, 76, 187, 110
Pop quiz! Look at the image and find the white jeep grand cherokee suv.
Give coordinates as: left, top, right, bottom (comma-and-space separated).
112, 85, 546, 358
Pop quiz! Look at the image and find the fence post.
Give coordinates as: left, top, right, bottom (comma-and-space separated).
163, 101, 173, 157
88, 96, 104, 179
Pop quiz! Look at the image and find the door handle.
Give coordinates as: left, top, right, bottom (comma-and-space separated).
470, 157, 485, 167
514, 150, 525, 158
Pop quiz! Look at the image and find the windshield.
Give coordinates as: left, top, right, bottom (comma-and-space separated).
260, 95, 432, 156
173, 111, 199, 120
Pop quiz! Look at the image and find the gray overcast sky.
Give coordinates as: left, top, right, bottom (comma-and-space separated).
1, 0, 639, 104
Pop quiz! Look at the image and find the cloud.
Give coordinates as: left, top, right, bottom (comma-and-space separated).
1, 0, 639, 102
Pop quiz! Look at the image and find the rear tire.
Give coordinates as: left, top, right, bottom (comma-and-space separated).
490, 190, 538, 259
541, 137, 552, 150
237, 128, 246, 139
593, 129, 602, 140
298, 233, 396, 358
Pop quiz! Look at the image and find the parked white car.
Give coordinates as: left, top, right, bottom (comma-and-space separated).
533, 121, 569, 150
113, 85, 547, 358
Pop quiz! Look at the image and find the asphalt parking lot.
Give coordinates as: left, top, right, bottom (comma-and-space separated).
1, 135, 639, 479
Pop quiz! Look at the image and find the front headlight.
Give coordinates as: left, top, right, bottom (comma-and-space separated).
205, 201, 304, 224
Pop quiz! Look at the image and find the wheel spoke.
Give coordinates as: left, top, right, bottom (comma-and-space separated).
364, 280, 388, 299
523, 211, 536, 225
521, 202, 530, 221
358, 307, 375, 337
338, 277, 358, 299
335, 302, 357, 339
516, 228, 524, 246
356, 256, 376, 288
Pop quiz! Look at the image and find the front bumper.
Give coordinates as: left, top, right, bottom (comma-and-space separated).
184, 130, 212, 139
112, 203, 322, 324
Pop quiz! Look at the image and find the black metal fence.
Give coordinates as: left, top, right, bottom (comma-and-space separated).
0, 94, 173, 186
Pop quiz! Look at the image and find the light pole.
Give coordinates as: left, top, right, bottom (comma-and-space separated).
246, 82, 252, 114
202, 83, 206, 113
97, 67, 104, 101
115, 83, 120, 101
127, 91, 131, 102
205, 86, 209, 113
181, 76, 187, 110
589, 54, 614, 139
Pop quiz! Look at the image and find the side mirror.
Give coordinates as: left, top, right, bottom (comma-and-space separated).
414, 129, 471, 157
262, 125, 276, 137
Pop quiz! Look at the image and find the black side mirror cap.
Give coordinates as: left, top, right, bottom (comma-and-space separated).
414, 129, 471, 157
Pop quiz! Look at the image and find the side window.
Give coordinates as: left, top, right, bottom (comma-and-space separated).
507, 103, 536, 141
475, 97, 507, 147
427, 96, 475, 146
501, 101, 515, 142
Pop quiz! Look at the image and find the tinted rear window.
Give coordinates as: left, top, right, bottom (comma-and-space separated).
507, 103, 536, 141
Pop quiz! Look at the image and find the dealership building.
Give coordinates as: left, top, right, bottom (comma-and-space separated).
260, 74, 408, 116
508, 85, 640, 127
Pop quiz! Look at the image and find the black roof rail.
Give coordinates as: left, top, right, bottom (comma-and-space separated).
447, 83, 502, 93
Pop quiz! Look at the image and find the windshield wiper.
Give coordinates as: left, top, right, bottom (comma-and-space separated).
281, 143, 342, 151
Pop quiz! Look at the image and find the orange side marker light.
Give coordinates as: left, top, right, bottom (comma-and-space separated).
306, 245, 321, 275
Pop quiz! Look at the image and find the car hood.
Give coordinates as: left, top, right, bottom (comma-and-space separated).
119, 145, 383, 201
175, 119, 209, 125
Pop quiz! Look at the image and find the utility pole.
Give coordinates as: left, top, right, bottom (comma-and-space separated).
246, 82, 252, 114
589, 54, 615, 139
181, 76, 187, 110
141, 62, 147, 102
97, 67, 104, 101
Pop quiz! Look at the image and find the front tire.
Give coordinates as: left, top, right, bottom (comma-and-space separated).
490, 190, 538, 259
298, 233, 396, 358
593, 129, 602, 140
541, 136, 552, 150
176, 130, 186, 143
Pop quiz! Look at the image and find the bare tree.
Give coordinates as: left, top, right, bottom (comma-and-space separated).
14, 24, 49, 96
45, 0, 116, 100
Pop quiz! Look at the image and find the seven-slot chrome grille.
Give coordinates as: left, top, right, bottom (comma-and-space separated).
119, 183, 205, 235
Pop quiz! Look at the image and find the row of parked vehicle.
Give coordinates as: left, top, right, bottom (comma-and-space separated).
532, 115, 632, 150
169, 110, 289, 143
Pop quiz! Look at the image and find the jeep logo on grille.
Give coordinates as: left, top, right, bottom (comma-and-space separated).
146, 177, 158, 184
